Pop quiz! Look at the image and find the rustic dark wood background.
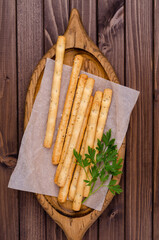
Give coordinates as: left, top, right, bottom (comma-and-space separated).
0, 0, 158, 239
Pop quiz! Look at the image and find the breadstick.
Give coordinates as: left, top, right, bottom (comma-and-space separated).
58, 97, 93, 202
73, 91, 103, 211
52, 55, 83, 164
68, 124, 88, 201
57, 78, 95, 187
44, 36, 66, 148
94, 89, 112, 148
83, 88, 113, 197
54, 74, 87, 184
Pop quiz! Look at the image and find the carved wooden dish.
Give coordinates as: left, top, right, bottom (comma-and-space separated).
24, 8, 125, 240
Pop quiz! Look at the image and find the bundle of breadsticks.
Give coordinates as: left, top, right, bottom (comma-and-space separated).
44, 36, 112, 211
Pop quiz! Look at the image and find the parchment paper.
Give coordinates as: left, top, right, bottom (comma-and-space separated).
8, 58, 139, 211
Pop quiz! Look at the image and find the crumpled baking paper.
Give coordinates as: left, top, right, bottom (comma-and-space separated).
8, 58, 139, 211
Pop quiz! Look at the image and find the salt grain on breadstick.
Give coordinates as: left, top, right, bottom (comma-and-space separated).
73, 91, 102, 211
57, 78, 95, 187
44, 36, 65, 148
83, 88, 112, 197
54, 74, 87, 184
58, 96, 93, 202
52, 55, 83, 165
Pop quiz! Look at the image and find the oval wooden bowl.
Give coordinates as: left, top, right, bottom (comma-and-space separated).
24, 8, 126, 240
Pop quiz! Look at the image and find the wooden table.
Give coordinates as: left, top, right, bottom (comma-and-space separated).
0, 1, 158, 239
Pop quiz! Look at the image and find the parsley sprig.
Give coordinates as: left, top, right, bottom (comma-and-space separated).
73, 129, 123, 203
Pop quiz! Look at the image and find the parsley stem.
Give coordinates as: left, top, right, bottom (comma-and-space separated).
91, 181, 96, 193
83, 166, 90, 181
82, 183, 108, 204
91, 183, 108, 195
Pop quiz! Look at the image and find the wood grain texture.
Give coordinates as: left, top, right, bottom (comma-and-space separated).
0, 167, 19, 240
125, 0, 153, 239
98, 0, 124, 82
0, 0, 17, 167
47, 215, 67, 240
44, 0, 69, 52
19, 193, 46, 240
83, 221, 98, 240
17, 0, 46, 239
17, 0, 44, 142
0, 0, 19, 239
98, 0, 125, 239
70, 0, 97, 44
153, 0, 159, 238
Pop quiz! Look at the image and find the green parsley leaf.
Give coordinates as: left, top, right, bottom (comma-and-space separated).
73, 129, 123, 202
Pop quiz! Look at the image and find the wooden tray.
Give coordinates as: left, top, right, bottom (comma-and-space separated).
24, 8, 126, 240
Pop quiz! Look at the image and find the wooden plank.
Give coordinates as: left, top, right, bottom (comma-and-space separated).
98, 0, 125, 239
153, 0, 159, 238
98, 0, 124, 82
17, 0, 46, 239
17, 0, 44, 141
44, 1, 69, 239
0, 167, 19, 240
69, 2, 98, 239
19, 193, 46, 240
70, 0, 97, 44
44, 0, 69, 52
0, 0, 19, 239
125, 0, 153, 239
83, 221, 98, 240
47, 215, 67, 240
0, 0, 17, 164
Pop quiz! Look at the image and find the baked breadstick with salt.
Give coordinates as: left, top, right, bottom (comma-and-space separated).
52, 55, 83, 164
93, 89, 112, 148
73, 91, 102, 211
68, 124, 88, 201
54, 74, 87, 184
83, 88, 112, 197
44, 36, 65, 148
58, 97, 93, 202
57, 78, 95, 187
